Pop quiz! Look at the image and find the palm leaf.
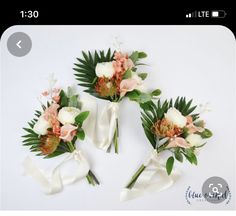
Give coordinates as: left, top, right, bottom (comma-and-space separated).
73, 49, 115, 99
140, 97, 199, 149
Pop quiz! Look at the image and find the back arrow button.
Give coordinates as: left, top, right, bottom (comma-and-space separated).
16, 40, 22, 49
7, 32, 32, 57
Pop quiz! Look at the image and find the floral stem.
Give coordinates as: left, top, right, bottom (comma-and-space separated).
86, 170, 99, 185
113, 118, 119, 154
126, 164, 146, 189
66, 142, 99, 186
67, 141, 75, 153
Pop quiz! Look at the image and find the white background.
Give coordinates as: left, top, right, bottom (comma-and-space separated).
0, 25, 235, 210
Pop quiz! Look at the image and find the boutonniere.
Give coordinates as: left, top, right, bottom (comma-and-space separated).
121, 97, 212, 201
22, 80, 99, 194
74, 49, 161, 153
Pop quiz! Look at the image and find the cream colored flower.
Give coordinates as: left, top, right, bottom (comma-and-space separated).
95, 62, 115, 78
33, 116, 51, 135
58, 107, 80, 125
165, 107, 187, 128
186, 134, 205, 147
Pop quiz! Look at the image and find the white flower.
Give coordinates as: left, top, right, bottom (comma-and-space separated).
131, 72, 142, 85
58, 107, 80, 125
131, 72, 146, 91
95, 62, 115, 78
33, 116, 51, 135
165, 107, 187, 128
186, 134, 205, 147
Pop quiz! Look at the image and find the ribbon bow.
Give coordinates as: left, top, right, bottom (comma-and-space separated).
80, 96, 119, 152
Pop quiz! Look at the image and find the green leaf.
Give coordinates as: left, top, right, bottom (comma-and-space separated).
138, 52, 147, 58
139, 93, 152, 103
183, 150, 198, 165
59, 90, 69, 107
127, 89, 154, 104
75, 111, 90, 126
123, 69, 132, 79
77, 129, 85, 140
184, 148, 194, 157
23, 128, 37, 135
166, 156, 174, 175
191, 153, 198, 165
138, 73, 148, 80
182, 127, 189, 138
200, 128, 213, 138
151, 89, 161, 96
126, 89, 141, 101
129, 51, 139, 63
67, 86, 77, 97
68, 95, 79, 108
74, 49, 114, 100
174, 151, 183, 163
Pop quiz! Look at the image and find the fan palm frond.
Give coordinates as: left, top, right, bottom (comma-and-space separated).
140, 97, 199, 149
73, 49, 114, 98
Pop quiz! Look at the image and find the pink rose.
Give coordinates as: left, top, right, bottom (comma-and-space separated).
59, 124, 77, 142
186, 116, 204, 134
167, 137, 191, 149
123, 58, 134, 70
120, 78, 138, 97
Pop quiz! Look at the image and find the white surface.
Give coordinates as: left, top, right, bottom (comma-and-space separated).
0, 25, 235, 210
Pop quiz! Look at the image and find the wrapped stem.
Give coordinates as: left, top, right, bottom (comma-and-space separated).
126, 164, 146, 189
113, 118, 119, 154
67, 142, 99, 186
86, 170, 100, 185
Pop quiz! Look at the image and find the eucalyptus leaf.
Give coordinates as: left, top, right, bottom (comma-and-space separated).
174, 151, 183, 163
129, 51, 139, 63
126, 89, 141, 101
123, 69, 132, 79
68, 95, 79, 108
151, 89, 161, 96
77, 129, 85, 140
200, 128, 213, 138
138, 52, 147, 58
75, 111, 90, 126
139, 93, 152, 104
138, 73, 148, 80
166, 156, 174, 175
67, 86, 77, 98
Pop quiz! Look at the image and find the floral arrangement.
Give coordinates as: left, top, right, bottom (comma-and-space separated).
124, 97, 212, 192
22, 85, 99, 186
73, 49, 161, 153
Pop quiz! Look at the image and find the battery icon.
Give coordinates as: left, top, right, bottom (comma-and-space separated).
211, 10, 226, 18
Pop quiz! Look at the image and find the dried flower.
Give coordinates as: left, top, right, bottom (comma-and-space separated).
95, 77, 119, 97
40, 132, 60, 155
152, 118, 182, 138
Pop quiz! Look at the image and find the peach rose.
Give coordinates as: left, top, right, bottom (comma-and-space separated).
186, 116, 204, 134
59, 124, 77, 142
120, 78, 138, 97
167, 137, 191, 149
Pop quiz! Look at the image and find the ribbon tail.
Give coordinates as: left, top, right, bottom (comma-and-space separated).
23, 156, 59, 194
22, 150, 90, 195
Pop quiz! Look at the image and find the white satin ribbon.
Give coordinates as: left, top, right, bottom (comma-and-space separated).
120, 150, 180, 201
23, 150, 90, 194
80, 96, 119, 152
